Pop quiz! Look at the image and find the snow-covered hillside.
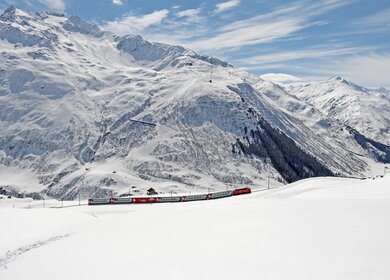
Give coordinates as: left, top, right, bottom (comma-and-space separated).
0, 6, 389, 199
1, 175, 390, 279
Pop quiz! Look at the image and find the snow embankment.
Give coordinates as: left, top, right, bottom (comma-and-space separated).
1, 175, 390, 279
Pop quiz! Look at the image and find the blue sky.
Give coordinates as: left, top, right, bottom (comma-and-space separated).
1, 0, 390, 88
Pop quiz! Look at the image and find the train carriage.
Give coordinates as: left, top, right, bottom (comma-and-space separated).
132, 197, 160, 204
110, 197, 133, 204
88, 198, 111, 205
159, 196, 182, 203
181, 194, 209, 202
209, 190, 233, 199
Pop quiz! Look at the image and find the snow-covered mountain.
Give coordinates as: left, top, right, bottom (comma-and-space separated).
0, 6, 388, 200
288, 77, 390, 145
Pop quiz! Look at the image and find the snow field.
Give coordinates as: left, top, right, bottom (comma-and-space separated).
1, 175, 390, 279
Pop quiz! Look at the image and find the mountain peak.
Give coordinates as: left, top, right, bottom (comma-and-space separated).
1, 5, 42, 24
326, 76, 368, 92
328, 76, 347, 84
0, 5, 17, 21
63, 15, 105, 38
377, 87, 390, 94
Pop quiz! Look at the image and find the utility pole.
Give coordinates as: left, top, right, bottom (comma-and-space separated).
78, 177, 82, 206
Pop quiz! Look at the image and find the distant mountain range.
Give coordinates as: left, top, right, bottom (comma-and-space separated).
0, 6, 389, 199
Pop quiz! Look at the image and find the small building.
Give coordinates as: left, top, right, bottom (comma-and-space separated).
147, 188, 158, 195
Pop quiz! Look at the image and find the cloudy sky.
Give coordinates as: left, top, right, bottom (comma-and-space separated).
1, 0, 390, 88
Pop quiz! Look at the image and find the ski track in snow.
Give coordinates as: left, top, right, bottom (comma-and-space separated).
0, 234, 71, 271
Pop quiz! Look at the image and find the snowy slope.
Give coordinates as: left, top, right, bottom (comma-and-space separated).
1, 175, 390, 279
0, 6, 388, 199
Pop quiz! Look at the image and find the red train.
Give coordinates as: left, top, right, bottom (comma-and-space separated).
232, 187, 252, 196
88, 187, 251, 205
132, 197, 160, 203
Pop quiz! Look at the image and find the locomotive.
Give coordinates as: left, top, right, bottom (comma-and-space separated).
88, 187, 251, 205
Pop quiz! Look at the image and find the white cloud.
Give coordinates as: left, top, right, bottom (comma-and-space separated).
235, 46, 371, 66
176, 8, 202, 22
188, 18, 305, 51
38, 0, 65, 11
349, 8, 390, 35
186, 0, 353, 51
104, 9, 169, 36
219, 0, 352, 32
112, 0, 123, 6
215, 0, 240, 13
356, 8, 390, 27
260, 73, 303, 86
102, 7, 210, 46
